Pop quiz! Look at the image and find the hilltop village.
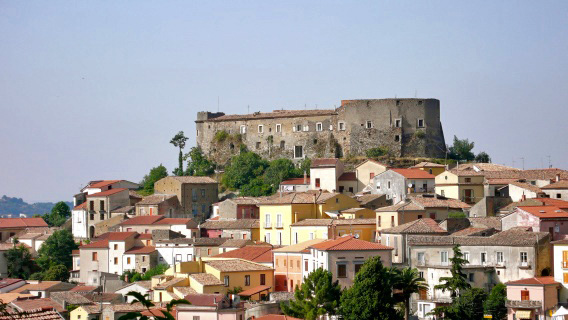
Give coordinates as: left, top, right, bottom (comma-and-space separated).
1, 100, 568, 320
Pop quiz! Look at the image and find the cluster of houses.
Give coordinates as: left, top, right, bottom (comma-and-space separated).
1, 158, 568, 320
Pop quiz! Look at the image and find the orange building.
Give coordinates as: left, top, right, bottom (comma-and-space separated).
272, 239, 325, 292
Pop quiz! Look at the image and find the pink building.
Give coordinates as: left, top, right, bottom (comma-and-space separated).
506, 277, 560, 320
501, 205, 568, 241
176, 294, 245, 320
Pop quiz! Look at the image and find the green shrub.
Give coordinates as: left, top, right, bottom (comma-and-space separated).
214, 130, 229, 142
414, 130, 426, 139
366, 147, 389, 158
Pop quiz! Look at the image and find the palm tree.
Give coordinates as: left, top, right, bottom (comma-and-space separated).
394, 267, 428, 320
118, 291, 190, 320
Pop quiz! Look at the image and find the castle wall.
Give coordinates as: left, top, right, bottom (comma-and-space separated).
195, 99, 446, 164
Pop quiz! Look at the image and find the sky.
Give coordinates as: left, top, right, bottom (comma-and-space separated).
1, 1, 567, 203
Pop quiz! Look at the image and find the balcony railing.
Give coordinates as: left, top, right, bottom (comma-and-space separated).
276, 222, 283, 228
264, 222, 272, 228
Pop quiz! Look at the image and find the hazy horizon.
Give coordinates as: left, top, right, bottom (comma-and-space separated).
1, 1, 567, 202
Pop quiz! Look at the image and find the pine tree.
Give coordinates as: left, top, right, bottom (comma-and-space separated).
170, 131, 188, 176
434, 244, 471, 298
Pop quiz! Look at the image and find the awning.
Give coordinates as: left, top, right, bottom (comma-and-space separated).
238, 285, 271, 297
553, 306, 568, 318
516, 310, 532, 319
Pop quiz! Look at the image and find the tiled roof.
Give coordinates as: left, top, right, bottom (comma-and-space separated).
0, 279, 25, 289
120, 216, 164, 226
213, 246, 273, 263
69, 286, 98, 293
291, 218, 376, 227
10, 298, 65, 313
311, 158, 340, 168
219, 239, 258, 248
390, 168, 435, 179
153, 278, 186, 290
74, 202, 87, 210
200, 219, 259, 229
96, 232, 138, 241
411, 162, 446, 168
509, 181, 543, 193
117, 281, 152, 291
192, 237, 230, 246
310, 235, 393, 251
258, 191, 340, 205
136, 233, 153, 240
291, 219, 333, 227
542, 180, 568, 190
354, 194, 385, 205
381, 218, 448, 234
273, 239, 326, 253
506, 276, 559, 286
189, 273, 224, 286
111, 206, 135, 213
501, 198, 568, 212
82, 293, 122, 303
124, 246, 156, 254
408, 228, 549, 247
0, 218, 48, 229
105, 303, 147, 312
165, 176, 217, 184
87, 180, 122, 188
517, 206, 568, 218
486, 178, 520, 185
340, 207, 367, 213
0, 293, 34, 303
137, 194, 177, 205
0, 308, 64, 320
183, 294, 224, 307
205, 260, 273, 272
280, 178, 310, 185
332, 218, 376, 225
50, 292, 93, 305
468, 217, 502, 231
225, 197, 262, 205
450, 227, 494, 237
377, 195, 470, 212
255, 314, 303, 320
11, 281, 72, 293
129, 191, 143, 199
355, 159, 389, 169
338, 172, 357, 181
202, 109, 336, 122
87, 188, 128, 198
173, 286, 197, 296
154, 218, 195, 226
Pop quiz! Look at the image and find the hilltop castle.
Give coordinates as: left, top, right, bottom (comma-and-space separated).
195, 98, 446, 164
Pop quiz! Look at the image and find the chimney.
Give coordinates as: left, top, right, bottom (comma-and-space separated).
124, 274, 129, 283
303, 171, 307, 184
521, 193, 526, 201
557, 174, 561, 182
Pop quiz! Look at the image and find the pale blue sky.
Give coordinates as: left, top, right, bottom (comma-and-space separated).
1, 1, 567, 202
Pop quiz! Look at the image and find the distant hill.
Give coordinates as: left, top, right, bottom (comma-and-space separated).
0, 195, 73, 217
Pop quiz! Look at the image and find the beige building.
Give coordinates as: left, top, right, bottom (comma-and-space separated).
135, 194, 182, 217
376, 194, 471, 231
310, 158, 344, 192
118, 215, 199, 238
410, 162, 446, 176
154, 176, 219, 222
355, 159, 389, 191
435, 170, 485, 205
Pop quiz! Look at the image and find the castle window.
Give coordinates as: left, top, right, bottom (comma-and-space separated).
256, 142, 261, 149
276, 124, 281, 133
394, 119, 402, 128
417, 119, 425, 128
280, 141, 285, 149
395, 135, 400, 142
196, 129, 199, 136
396, 100, 401, 106
294, 146, 303, 159
313, 139, 318, 144
258, 125, 263, 133
329, 125, 333, 130
303, 125, 309, 132
295, 124, 302, 132
338, 122, 346, 131
240, 125, 246, 134
418, 100, 423, 105
316, 122, 323, 131
366, 121, 373, 129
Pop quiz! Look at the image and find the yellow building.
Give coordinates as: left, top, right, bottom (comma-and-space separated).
410, 162, 447, 176
258, 192, 361, 246
70, 305, 101, 320
375, 195, 471, 231
290, 218, 377, 243
435, 170, 485, 204
339, 207, 376, 219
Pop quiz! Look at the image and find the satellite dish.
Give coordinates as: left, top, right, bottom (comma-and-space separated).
408, 183, 413, 188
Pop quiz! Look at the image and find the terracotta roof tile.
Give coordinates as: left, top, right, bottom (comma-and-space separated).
542, 180, 568, 190
310, 235, 393, 251
338, 172, 357, 181
137, 194, 177, 205
280, 178, 310, 185
273, 239, 326, 253
189, 273, 224, 286
390, 168, 435, 179
377, 195, 470, 212
182, 294, 225, 306
355, 159, 389, 169
87, 180, 122, 188
411, 162, 446, 168
0, 308, 64, 320
153, 218, 194, 226
165, 176, 217, 184
311, 158, 340, 168
200, 219, 259, 229
0, 218, 48, 229
120, 216, 164, 225
73, 202, 87, 210
258, 191, 341, 205
0, 279, 24, 289
354, 194, 386, 205
124, 246, 156, 254
509, 181, 543, 193
517, 206, 568, 218
87, 188, 128, 197
255, 314, 303, 320
10, 298, 65, 313
408, 228, 549, 247
205, 260, 273, 272
213, 246, 273, 262
69, 286, 98, 293
381, 218, 448, 234
506, 276, 559, 286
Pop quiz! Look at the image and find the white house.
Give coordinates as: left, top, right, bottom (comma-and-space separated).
115, 281, 152, 303
155, 238, 196, 266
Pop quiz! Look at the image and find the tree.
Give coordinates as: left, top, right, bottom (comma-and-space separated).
475, 151, 491, 163
434, 245, 470, 298
340, 257, 402, 320
443, 288, 487, 320
240, 176, 274, 197
366, 146, 389, 158
263, 158, 300, 193
484, 283, 507, 320
42, 201, 71, 227
4, 243, 36, 279
222, 151, 269, 190
140, 164, 168, 194
43, 264, 70, 281
170, 131, 189, 176
448, 136, 475, 161
36, 229, 78, 271
118, 292, 190, 320
281, 268, 342, 320
140, 264, 169, 280
394, 268, 428, 320
185, 147, 216, 176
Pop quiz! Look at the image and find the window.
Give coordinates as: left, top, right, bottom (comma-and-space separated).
465, 178, 471, 183
366, 121, 373, 129
480, 252, 487, 264
558, 193, 562, 199
114, 257, 118, 265
240, 125, 246, 134
355, 263, 363, 274
395, 135, 400, 142
258, 125, 263, 133
276, 124, 281, 133
309, 232, 314, 240
294, 146, 303, 158
440, 190, 445, 197
295, 124, 302, 132
463, 252, 470, 264
245, 275, 250, 286
521, 290, 530, 301
256, 142, 261, 149
497, 252, 504, 264
278, 232, 282, 245
114, 244, 118, 250
293, 232, 298, 244
338, 122, 346, 131
417, 215, 423, 219
468, 273, 474, 282
394, 119, 402, 127
265, 214, 271, 228
303, 125, 309, 132
417, 119, 425, 128
520, 252, 528, 265
391, 216, 395, 227
100, 200, 105, 210
92, 252, 98, 261
283, 259, 287, 267
315, 178, 321, 188
192, 189, 198, 201
276, 214, 282, 228
260, 274, 266, 285
224, 276, 229, 286
417, 252, 425, 264
280, 141, 285, 149
127, 257, 132, 264
207, 249, 212, 255
337, 264, 347, 278
193, 316, 200, 320
316, 122, 323, 131
378, 216, 381, 227
265, 232, 271, 244
441, 251, 448, 265
348, 187, 353, 193
304, 260, 308, 271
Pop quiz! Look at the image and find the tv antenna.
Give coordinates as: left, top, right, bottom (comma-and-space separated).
547, 155, 552, 168
217, 96, 220, 112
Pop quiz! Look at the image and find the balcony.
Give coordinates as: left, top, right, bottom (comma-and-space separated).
276, 222, 283, 228
562, 261, 568, 268
264, 222, 272, 229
